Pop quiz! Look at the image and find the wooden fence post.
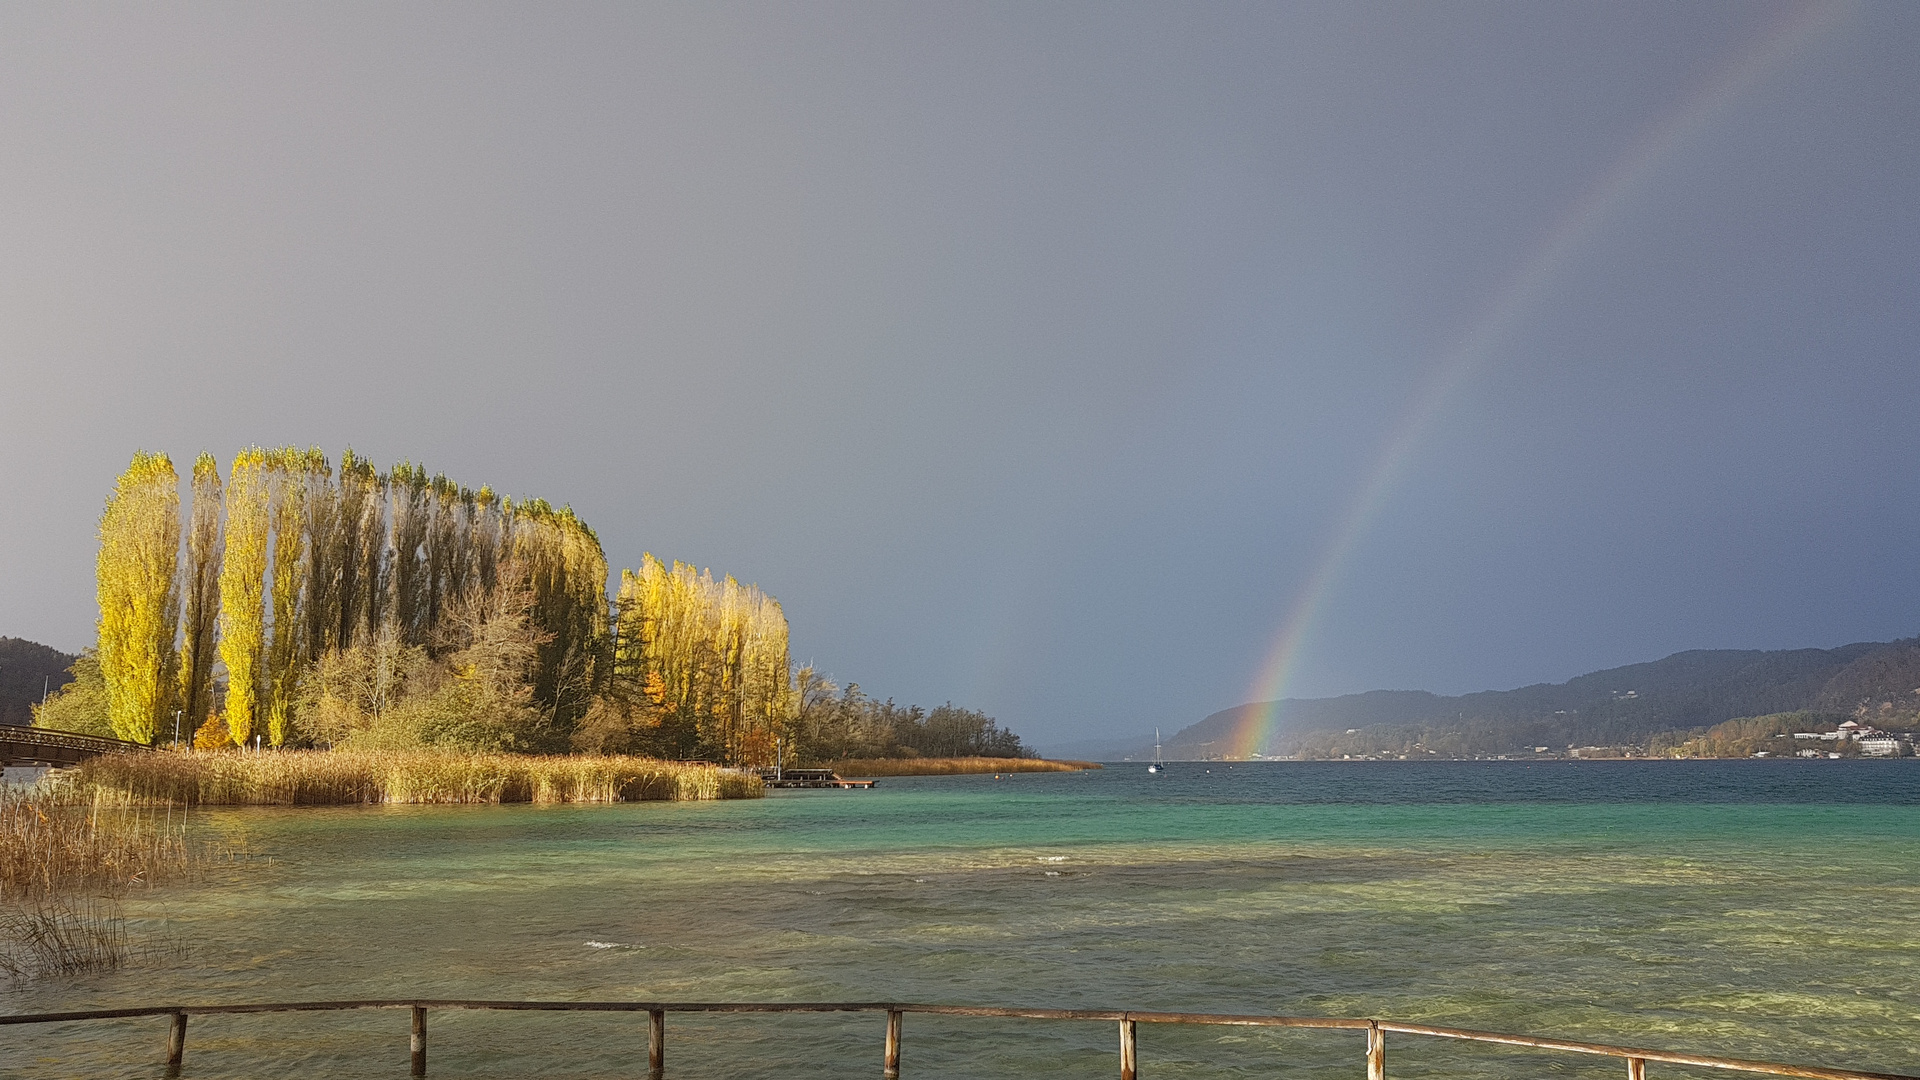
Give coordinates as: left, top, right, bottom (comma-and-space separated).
1120, 1017, 1138, 1080
411, 1006, 427, 1077
1366, 1022, 1384, 1080
1628, 1058, 1646, 1080
165, 1011, 187, 1076
649, 1010, 665, 1080
884, 1009, 902, 1078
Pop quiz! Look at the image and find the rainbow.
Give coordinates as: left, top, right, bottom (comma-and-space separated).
1227, 2, 1853, 759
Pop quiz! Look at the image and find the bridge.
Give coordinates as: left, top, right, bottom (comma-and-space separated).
0, 724, 150, 768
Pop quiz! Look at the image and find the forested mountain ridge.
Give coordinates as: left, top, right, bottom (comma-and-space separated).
1157, 639, 1920, 759
0, 637, 77, 727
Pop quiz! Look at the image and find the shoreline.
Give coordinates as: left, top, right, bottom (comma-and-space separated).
825, 757, 1099, 776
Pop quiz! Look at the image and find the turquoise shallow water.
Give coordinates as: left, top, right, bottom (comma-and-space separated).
4, 761, 1918, 1079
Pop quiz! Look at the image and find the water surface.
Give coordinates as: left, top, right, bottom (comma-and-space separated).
5, 761, 1917, 1079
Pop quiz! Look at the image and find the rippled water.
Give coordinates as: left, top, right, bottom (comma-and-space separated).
5, 761, 1918, 1079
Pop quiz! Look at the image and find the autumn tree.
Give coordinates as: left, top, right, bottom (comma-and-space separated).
510, 499, 609, 739
78, 443, 843, 759
613, 554, 792, 763
95, 451, 182, 744
177, 453, 223, 736
33, 650, 113, 738
334, 449, 387, 651
738, 587, 794, 763
387, 463, 432, 646
263, 448, 308, 746
301, 448, 344, 659
218, 448, 272, 747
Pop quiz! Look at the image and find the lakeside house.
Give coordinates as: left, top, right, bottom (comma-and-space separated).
1785, 720, 1913, 757
1792, 720, 1867, 742
1789, 720, 1913, 754
1856, 735, 1907, 757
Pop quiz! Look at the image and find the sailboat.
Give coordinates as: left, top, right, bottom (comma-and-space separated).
1147, 729, 1164, 773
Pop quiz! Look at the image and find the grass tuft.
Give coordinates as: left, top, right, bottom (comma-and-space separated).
0, 898, 129, 979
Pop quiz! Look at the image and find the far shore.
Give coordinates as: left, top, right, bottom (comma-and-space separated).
826, 757, 1099, 776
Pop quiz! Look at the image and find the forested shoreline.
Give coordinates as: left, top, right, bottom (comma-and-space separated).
35, 448, 1033, 767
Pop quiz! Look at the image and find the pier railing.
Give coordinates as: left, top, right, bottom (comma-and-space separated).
2, 999, 1913, 1080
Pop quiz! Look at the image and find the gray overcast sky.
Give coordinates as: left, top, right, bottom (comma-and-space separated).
2, 2, 1916, 747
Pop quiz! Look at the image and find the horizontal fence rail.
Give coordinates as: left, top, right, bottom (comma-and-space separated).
1, 999, 1912, 1080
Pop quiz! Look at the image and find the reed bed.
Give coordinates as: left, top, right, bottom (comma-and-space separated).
0, 785, 194, 899
828, 757, 1099, 776
70, 750, 764, 806
0, 785, 198, 978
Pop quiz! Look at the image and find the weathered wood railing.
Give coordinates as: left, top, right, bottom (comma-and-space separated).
2, 999, 1913, 1080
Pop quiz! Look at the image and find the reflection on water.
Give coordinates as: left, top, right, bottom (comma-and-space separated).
4, 762, 1917, 1078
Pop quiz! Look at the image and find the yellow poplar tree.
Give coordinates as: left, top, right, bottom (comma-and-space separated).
739, 589, 794, 765
95, 451, 181, 745
218, 448, 272, 748
264, 448, 307, 747
614, 554, 792, 763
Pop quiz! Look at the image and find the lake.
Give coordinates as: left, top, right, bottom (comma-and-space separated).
4, 760, 1917, 1079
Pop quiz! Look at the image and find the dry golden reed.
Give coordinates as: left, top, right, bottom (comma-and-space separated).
0, 786, 192, 899
69, 749, 764, 806
827, 757, 1098, 777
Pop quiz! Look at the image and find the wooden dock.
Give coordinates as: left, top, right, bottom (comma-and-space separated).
752, 768, 876, 789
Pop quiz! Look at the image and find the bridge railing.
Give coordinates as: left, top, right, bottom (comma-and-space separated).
0, 725, 150, 759
2, 999, 1912, 1080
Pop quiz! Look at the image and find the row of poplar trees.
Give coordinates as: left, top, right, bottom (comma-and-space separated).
610, 555, 795, 763
91, 447, 798, 762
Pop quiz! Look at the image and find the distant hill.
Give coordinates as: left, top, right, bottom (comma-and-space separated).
0, 637, 78, 727
1155, 639, 1920, 759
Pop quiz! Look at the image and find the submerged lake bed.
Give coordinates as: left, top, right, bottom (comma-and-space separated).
5, 761, 1918, 1079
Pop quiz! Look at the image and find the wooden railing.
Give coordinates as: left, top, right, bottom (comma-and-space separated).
2, 999, 1913, 1080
